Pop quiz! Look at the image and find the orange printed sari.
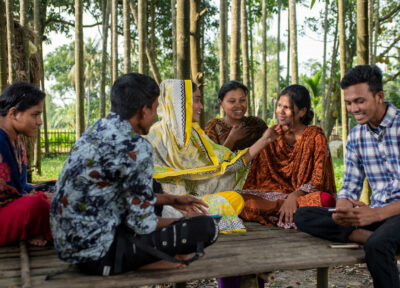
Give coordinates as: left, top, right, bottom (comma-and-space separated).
239, 126, 337, 228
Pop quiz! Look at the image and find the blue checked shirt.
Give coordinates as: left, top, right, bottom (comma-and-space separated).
338, 102, 400, 208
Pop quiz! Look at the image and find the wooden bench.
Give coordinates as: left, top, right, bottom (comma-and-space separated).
0, 222, 367, 288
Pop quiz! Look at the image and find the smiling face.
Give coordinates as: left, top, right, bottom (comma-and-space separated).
192, 88, 203, 123
220, 88, 247, 123
343, 82, 385, 128
276, 95, 305, 127
12, 101, 44, 137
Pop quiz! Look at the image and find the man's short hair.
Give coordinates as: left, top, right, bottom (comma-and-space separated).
111, 73, 160, 120
340, 65, 383, 94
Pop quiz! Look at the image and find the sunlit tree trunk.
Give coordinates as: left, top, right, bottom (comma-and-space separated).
261, 0, 267, 121
218, 0, 227, 116
123, 0, 131, 74
176, 0, 190, 79
190, 0, 205, 126
241, 0, 251, 116
0, 0, 8, 92
321, 0, 328, 132
230, 0, 240, 81
171, 0, 177, 78
111, 0, 118, 83
275, 0, 281, 122
286, 13, 290, 87
100, 0, 110, 118
138, 0, 147, 74
288, 0, 298, 84
357, 0, 368, 65
5, 0, 15, 83
75, 0, 85, 138
357, 0, 371, 204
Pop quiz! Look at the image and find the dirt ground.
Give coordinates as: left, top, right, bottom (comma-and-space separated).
159, 263, 374, 288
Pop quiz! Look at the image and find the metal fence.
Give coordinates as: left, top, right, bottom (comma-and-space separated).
40, 129, 76, 155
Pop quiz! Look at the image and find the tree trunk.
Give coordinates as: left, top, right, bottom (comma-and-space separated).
190, 0, 205, 126
171, 0, 177, 78
218, 0, 227, 116
86, 85, 90, 129
149, 1, 155, 61
75, 0, 85, 138
230, 0, 240, 81
372, 0, 379, 65
368, 0, 373, 64
261, 0, 267, 121
249, 7, 255, 116
111, 0, 118, 83
241, 0, 251, 116
5, 0, 15, 83
357, 0, 371, 205
321, 0, 328, 132
338, 0, 348, 159
176, 0, 190, 79
288, 0, 298, 84
20, 0, 29, 82
275, 0, 281, 122
286, 13, 290, 87
100, 0, 110, 118
123, 0, 131, 74
0, 0, 8, 92
357, 0, 369, 65
138, 0, 147, 74
33, 0, 42, 173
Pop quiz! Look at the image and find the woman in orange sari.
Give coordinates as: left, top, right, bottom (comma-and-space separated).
240, 84, 337, 229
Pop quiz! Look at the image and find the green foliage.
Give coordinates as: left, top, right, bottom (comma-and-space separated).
32, 154, 68, 183
333, 157, 345, 192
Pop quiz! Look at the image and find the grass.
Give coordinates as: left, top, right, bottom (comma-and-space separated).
32, 154, 68, 183
33, 154, 346, 192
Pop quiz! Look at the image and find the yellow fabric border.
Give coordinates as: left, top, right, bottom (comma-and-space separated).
154, 147, 248, 179
192, 123, 219, 166
184, 80, 192, 147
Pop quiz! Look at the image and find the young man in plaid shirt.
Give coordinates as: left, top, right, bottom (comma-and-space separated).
295, 65, 400, 288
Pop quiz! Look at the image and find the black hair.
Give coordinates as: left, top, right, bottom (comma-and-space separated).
218, 80, 248, 101
0, 82, 45, 116
278, 84, 314, 125
111, 73, 160, 120
340, 65, 383, 94
192, 81, 198, 92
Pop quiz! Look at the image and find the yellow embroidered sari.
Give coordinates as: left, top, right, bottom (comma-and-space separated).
146, 79, 249, 197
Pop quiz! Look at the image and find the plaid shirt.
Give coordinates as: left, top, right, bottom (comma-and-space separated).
338, 102, 400, 208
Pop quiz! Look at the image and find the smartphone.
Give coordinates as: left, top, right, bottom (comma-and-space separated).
329, 243, 360, 249
328, 208, 337, 212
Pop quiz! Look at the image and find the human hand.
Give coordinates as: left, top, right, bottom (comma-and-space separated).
171, 195, 209, 216
262, 124, 282, 144
334, 205, 379, 227
278, 193, 298, 225
228, 124, 251, 142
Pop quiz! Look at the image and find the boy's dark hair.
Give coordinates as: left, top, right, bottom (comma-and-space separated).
0, 82, 45, 116
340, 65, 383, 94
192, 81, 198, 92
278, 84, 314, 126
218, 80, 249, 101
111, 73, 160, 120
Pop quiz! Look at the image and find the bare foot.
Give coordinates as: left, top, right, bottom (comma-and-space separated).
28, 236, 48, 246
349, 228, 373, 244
139, 259, 186, 270
175, 254, 193, 262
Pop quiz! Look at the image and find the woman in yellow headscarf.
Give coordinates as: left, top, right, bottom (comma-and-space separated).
146, 79, 280, 233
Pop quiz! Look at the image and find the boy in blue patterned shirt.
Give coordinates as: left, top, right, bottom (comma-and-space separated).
50, 73, 218, 275
295, 65, 400, 288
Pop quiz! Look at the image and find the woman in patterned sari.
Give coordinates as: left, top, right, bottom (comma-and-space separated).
146, 80, 280, 233
240, 84, 337, 229
205, 81, 267, 151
